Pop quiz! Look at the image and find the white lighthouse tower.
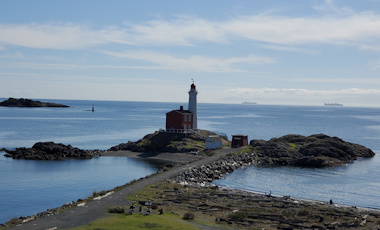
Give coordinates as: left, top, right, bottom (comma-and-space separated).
188, 80, 198, 130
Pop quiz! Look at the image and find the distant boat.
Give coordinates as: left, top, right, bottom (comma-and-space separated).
324, 103, 343, 106
242, 101, 257, 105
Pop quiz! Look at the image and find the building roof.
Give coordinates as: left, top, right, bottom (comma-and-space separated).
206, 135, 222, 142
166, 109, 193, 115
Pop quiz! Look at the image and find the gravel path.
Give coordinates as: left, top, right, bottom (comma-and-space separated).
9, 147, 242, 230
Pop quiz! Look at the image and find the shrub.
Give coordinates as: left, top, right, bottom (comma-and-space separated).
228, 211, 247, 220
297, 208, 310, 216
151, 203, 158, 210
6, 217, 23, 226
182, 212, 195, 220
108, 206, 125, 214
93, 189, 107, 197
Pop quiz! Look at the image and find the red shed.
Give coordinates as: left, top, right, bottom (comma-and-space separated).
231, 135, 248, 147
166, 106, 194, 131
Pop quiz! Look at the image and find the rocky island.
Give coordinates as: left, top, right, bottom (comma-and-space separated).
109, 131, 375, 168
0, 97, 69, 107
251, 133, 375, 167
2, 142, 98, 160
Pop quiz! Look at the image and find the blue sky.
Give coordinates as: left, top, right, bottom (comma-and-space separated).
1, 0, 380, 107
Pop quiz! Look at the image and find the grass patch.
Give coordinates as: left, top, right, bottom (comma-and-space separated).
288, 143, 299, 151
233, 146, 254, 155
297, 208, 311, 216
69, 212, 200, 230
228, 211, 247, 221
200, 149, 215, 156
126, 184, 163, 203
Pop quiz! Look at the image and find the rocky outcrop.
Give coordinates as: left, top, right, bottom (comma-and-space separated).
3, 142, 99, 160
251, 134, 375, 167
0, 98, 69, 107
170, 134, 375, 186
109, 130, 228, 153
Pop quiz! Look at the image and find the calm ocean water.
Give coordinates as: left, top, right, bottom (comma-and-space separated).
0, 99, 379, 223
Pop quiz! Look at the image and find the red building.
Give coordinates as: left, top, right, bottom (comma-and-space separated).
166, 106, 194, 131
231, 135, 249, 147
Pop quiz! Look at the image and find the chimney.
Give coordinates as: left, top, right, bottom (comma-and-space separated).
180, 106, 183, 110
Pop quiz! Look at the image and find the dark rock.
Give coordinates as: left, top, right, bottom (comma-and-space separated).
0, 98, 69, 107
251, 134, 375, 167
3, 142, 96, 160
172, 152, 256, 185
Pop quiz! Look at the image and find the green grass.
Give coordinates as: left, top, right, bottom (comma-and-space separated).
233, 146, 254, 155
69, 212, 200, 230
126, 184, 162, 202
288, 143, 299, 151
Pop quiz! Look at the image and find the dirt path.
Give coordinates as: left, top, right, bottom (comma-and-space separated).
9, 147, 242, 230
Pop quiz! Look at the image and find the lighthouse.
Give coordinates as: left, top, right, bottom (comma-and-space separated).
188, 81, 198, 129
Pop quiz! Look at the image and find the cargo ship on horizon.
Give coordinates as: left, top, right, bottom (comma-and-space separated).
324, 103, 343, 106
242, 101, 257, 105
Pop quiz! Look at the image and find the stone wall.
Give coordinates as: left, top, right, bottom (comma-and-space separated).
171, 152, 256, 185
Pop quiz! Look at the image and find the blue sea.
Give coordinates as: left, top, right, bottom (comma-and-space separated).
0, 99, 379, 223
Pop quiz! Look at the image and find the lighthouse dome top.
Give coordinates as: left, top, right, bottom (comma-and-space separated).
189, 83, 197, 93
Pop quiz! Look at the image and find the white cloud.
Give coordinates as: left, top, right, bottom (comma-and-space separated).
368, 60, 380, 69
0, 52, 25, 59
289, 77, 380, 84
360, 45, 380, 52
224, 14, 380, 46
0, 23, 117, 49
225, 87, 380, 99
120, 13, 380, 47
0, 61, 166, 70
123, 16, 227, 45
1, 10, 380, 50
261, 45, 321, 55
313, 0, 354, 15
102, 50, 274, 72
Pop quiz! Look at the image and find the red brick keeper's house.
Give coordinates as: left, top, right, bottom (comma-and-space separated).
166, 106, 194, 131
